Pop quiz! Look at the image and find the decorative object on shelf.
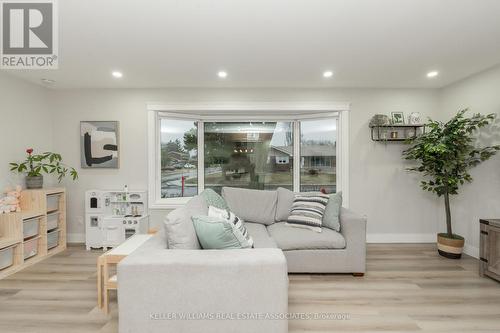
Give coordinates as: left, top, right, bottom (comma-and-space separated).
390, 131, 398, 139
0, 186, 22, 214
368, 114, 391, 128
81, 121, 119, 169
9, 149, 78, 189
391, 112, 405, 124
403, 109, 500, 259
408, 112, 421, 125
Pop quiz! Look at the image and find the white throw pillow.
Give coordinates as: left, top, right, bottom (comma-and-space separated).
163, 195, 207, 249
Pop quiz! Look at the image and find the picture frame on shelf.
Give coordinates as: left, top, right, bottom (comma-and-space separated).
391, 112, 405, 125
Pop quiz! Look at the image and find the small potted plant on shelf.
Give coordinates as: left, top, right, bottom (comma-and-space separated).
10, 148, 78, 189
403, 110, 500, 258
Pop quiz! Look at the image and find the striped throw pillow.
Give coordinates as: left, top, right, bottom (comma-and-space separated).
287, 192, 329, 232
208, 206, 254, 248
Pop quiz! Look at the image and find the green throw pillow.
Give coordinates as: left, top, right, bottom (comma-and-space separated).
200, 189, 229, 211
322, 192, 342, 232
192, 215, 243, 249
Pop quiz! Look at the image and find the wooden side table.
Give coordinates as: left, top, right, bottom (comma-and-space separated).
97, 234, 153, 314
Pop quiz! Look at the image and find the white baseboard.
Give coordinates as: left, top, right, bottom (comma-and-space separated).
463, 244, 479, 258
367, 233, 436, 243
67, 233, 85, 244
367, 233, 479, 259
64, 232, 480, 258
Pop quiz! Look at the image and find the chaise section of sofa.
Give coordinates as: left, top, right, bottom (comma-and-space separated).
117, 235, 289, 333
277, 207, 366, 273
221, 187, 367, 274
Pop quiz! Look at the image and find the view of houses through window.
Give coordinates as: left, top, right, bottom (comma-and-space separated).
160, 117, 337, 199
203, 122, 294, 193
300, 119, 337, 193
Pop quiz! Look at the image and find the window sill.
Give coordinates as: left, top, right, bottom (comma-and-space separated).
149, 197, 193, 210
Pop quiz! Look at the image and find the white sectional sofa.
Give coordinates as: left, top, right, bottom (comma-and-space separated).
118, 236, 288, 333
117, 187, 366, 333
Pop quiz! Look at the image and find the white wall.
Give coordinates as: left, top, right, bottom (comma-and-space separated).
48, 88, 442, 242
0, 72, 53, 191
439, 65, 500, 257
4, 68, 498, 256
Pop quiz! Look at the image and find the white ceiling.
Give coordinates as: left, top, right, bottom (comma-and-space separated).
5, 0, 500, 89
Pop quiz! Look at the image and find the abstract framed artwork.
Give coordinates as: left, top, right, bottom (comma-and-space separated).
80, 121, 119, 168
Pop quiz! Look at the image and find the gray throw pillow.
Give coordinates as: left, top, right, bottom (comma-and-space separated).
322, 192, 342, 232
192, 215, 246, 249
163, 195, 208, 249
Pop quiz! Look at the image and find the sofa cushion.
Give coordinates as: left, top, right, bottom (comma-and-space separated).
287, 192, 329, 232
276, 187, 294, 221
163, 195, 207, 249
245, 222, 278, 248
200, 188, 229, 211
221, 187, 277, 225
267, 222, 346, 251
192, 215, 249, 249
323, 192, 342, 232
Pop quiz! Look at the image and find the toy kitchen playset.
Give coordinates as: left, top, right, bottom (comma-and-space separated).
85, 188, 149, 250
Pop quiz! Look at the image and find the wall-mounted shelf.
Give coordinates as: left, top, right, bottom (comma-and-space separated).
370, 124, 425, 142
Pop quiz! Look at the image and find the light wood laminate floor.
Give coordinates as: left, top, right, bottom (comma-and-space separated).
0, 244, 498, 332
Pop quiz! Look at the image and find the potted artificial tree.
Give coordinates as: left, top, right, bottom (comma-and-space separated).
10, 148, 78, 189
403, 110, 499, 259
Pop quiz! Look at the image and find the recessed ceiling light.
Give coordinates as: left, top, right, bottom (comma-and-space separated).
323, 71, 333, 78
112, 71, 123, 78
427, 71, 439, 78
217, 71, 228, 78
41, 78, 55, 85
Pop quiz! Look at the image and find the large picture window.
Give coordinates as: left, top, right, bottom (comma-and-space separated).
148, 104, 349, 208
203, 122, 293, 193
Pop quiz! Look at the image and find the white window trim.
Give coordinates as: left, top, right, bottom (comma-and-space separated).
293, 121, 301, 192
147, 102, 350, 209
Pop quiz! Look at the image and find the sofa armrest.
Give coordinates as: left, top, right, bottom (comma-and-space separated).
117, 248, 288, 333
339, 207, 367, 272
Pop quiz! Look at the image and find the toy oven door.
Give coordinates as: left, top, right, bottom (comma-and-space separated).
102, 217, 126, 247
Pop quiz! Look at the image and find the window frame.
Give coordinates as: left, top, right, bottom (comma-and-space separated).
298, 116, 339, 194
147, 102, 350, 209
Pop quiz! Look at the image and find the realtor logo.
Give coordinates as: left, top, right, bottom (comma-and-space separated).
1, 0, 58, 69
